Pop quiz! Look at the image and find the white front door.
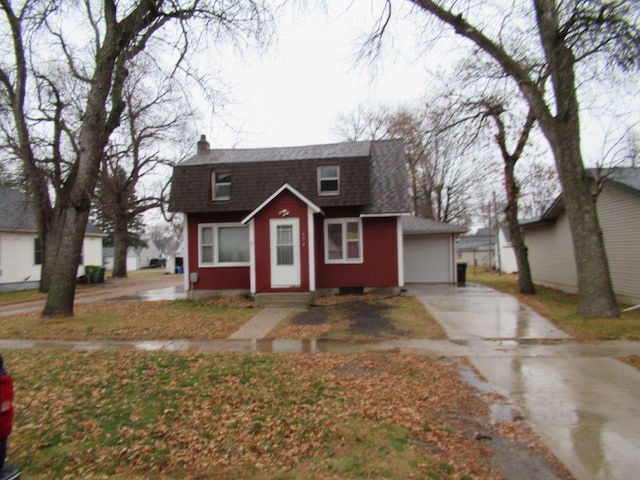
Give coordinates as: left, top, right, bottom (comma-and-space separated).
270, 218, 300, 288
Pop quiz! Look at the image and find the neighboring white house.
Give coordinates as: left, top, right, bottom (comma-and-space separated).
521, 167, 640, 305
496, 227, 518, 274
0, 186, 104, 292
103, 240, 163, 271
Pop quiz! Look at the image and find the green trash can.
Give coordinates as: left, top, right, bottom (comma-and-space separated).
456, 261, 467, 284
85, 266, 101, 284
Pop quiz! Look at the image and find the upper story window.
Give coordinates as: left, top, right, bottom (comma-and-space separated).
318, 165, 339, 195
324, 218, 362, 263
212, 171, 231, 200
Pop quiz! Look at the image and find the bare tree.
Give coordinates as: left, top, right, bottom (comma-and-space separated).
94, 61, 191, 278
0, 0, 271, 316
147, 218, 184, 260
335, 101, 481, 226
518, 160, 560, 218
482, 103, 537, 293
369, 0, 640, 317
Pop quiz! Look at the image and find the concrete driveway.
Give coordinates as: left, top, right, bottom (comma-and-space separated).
409, 283, 640, 480
0, 272, 184, 317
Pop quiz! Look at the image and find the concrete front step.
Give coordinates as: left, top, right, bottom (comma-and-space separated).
254, 292, 313, 308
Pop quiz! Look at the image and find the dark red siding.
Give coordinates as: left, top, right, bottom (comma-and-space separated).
316, 216, 399, 288
253, 190, 310, 293
187, 212, 250, 291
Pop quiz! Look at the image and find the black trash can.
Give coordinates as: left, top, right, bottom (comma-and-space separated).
456, 261, 467, 284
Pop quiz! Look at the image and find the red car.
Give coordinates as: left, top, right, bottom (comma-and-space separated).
0, 356, 19, 480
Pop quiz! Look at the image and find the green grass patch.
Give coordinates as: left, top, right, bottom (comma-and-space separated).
469, 271, 640, 340
0, 288, 46, 306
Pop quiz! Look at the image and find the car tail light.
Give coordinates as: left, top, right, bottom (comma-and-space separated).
0, 362, 14, 440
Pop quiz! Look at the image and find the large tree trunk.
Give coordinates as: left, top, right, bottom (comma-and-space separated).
503, 159, 536, 294
42, 206, 90, 317
112, 217, 129, 278
532, 0, 619, 317
545, 123, 618, 317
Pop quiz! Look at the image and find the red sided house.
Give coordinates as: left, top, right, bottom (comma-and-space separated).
168, 137, 412, 303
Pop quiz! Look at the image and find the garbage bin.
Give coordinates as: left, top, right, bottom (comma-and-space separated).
85, 266, 96, 284
85, 266, 102, 284
456, 261, 467, 284
98, 267, 106, 283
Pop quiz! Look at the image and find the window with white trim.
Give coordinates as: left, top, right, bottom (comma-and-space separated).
199, 224, 250, 267
212, 171, 231, 200
324, 218, 362, 263
318, 165, 339, 195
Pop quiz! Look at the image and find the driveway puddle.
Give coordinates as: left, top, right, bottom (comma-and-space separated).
106, 285, 186, 302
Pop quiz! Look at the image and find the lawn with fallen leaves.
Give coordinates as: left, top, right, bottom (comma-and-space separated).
0, 301, 255, 340
5, 349, 569, 480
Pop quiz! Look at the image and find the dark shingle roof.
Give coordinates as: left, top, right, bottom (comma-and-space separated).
0, 186, 36, 231
169, 139, 410, 215
183, 141, 372, 165
0, 186, 103, 235
401, 216, 467, 234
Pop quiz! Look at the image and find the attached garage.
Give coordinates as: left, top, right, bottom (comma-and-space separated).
402, 217, 467, 284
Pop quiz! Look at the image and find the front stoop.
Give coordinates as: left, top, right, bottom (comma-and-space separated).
254, 292, 314, 308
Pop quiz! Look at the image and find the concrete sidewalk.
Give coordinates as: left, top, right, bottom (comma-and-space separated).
410, 283, 640, 480
227, 308, 293, 339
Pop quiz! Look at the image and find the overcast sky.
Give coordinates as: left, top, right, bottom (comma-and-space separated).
194, 1, 639, 166
199, 2, 453, 149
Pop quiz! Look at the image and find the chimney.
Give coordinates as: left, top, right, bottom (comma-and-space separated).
197, 134, 210, 155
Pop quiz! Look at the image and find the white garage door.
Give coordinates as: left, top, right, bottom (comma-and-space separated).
403, 235, 453, 283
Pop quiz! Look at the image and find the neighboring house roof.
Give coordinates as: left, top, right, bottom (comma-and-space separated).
0, 186, 103, 235
457, 234, 495, 252
401, 216, 467, 235
521, 167, 640, 227
169, 139, 410, 216
0, 186, 35, 231
597, 166, 640, 196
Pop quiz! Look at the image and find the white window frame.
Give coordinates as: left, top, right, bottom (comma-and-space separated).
324, 218, 363, 264
198, 223, 250, 268
317, 165, 340, 196
212, 171, 231, 201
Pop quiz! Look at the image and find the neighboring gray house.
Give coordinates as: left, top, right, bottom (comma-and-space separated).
521, 167, 640, 305
0, 186, 104, 292
456, 228, 496, 269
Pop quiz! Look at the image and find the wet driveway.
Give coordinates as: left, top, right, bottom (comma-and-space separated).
410, 283, 640, 480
